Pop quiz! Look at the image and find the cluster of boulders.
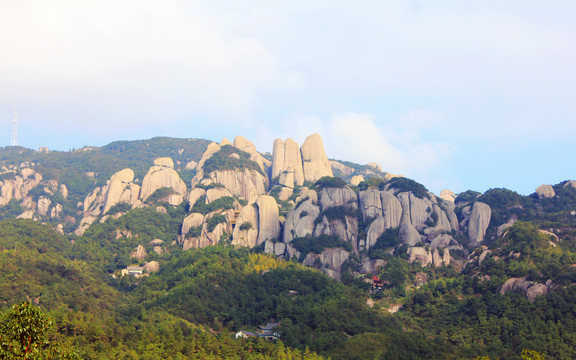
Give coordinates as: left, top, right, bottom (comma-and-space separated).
15, 134, 568, 284
0, 164, 69, 231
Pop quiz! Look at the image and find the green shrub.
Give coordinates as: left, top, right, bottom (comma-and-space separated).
188, 225, 202, 237
207, 214, 227, 232
106, 202, 132, 215
203, 145, 263, 176
314, 206, 358, 226
292, 234, 353, 260
454, 190, 481, 204
239, 222, 253, 231
315, 176, 346, 190
146, 187, 177, 203
358, 178, 386, 191
191, 196, 235, 215
385, 177, 428, 199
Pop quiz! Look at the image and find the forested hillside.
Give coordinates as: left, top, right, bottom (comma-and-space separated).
1, 135, 575, 359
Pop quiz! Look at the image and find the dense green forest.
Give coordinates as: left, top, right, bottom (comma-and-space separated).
0, 218, 561, 359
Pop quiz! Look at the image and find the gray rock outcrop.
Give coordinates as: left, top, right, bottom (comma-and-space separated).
208, 169, 267, 201
467, 202, 492, 244
330, 160, 354, 176
407, 247, 432, 266
0, 169, 43, 206
439, 190, 456, 203
233, 136, 271, 173
499, 277, 551, 302
303, 248, 350, 279
300, 133, 333, 182
350, 175, 364, 186
318, 186, 357, 211
359, 189, 382, 219
103, 168, 141, 214
140, 158, 187, 206
271, 138, 304, 186
535, 184, 555, 199
256, 195, 280, 245
399, 223, 421, 246
283, 188, 320, 243
232, 203, 259, 248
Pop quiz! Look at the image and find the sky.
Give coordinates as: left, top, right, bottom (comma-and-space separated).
1, 1, 575, 196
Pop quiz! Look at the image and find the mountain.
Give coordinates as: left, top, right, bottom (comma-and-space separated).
0, 133, 575, 359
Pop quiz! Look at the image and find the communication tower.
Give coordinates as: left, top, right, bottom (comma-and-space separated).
10, 108, 18, 146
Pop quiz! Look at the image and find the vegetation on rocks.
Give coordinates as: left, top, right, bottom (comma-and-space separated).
203, 145, 264, 176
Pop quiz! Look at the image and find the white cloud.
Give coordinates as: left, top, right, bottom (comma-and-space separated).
324, 112, 453, 177
0, 0, 303, 126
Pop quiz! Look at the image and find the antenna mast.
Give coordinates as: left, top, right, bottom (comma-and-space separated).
10, 108, 18, 146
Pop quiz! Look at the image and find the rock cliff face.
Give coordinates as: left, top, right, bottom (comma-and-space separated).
350, 175, 364, 186
535, 184, 555, 199
184, 209, 236, 249
256, 195, 281, 245
330, 160, 354, 176
191, 139, 269, 201
271, 138, 304, 186
499, 277, 552, 302
300, 133, 333, 182
465, 202, 492, 244
283, 188, 320, 243
103, 169, 141, 214
303, 248, 351, 280
232, 202, 259, 248
313, 186, 359, 252
440, 190, 456, 203
140, 157, 187, 206
0, 169, 43, 206
233, 136, 270, 173
208, 169, 267, 201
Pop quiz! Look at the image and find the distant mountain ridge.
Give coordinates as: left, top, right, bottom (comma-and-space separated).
1, 133, 575, 294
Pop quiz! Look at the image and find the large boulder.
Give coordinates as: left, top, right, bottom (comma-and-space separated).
103, 168, 141, 214
300, 133, 333, 182
256, 195, 280, 245
499, 277, 551, 302
399, 223, 421, 246
271, 138, 304, 186
140, 158, 187, 206
359, 189, 382, 219
192, 209, 235, 249
232, 203, 259, 248
277, 166, 296, 201
366, 216, 385, 250
303, 248, 350, 279
330, 160, 354, 176
318, 186, 358, 211
535, 184, 555, 199
181, 213, 205, 250
206, 187, 233, 204
188, 188, 206, 207
467, 202, 491, 244
233, 136, 270, 173
208, 169, 267, 201
359, 258, 386, 275
37, 196, 51, 217
380, 191, 402, 229
0, 170, 43, 206
283, 189, 320, 243
439, 190, 456, 203
191, 142, 222, 185
407, 247, 432, 266
350, 175, 364, 186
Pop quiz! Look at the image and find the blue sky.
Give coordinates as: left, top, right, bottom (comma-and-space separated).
1, 1, 575, 196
